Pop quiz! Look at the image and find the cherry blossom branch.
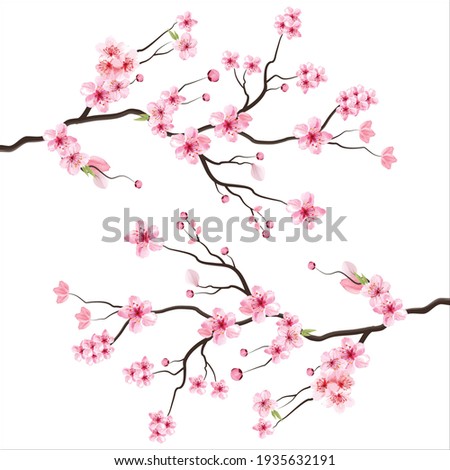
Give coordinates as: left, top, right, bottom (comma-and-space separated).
163, 245, 251, 295
137, 22, 177, 53
327, 141, 380, 157
167, 337, 210, 415
277, 386, 311, 409
273, 398, 314, 428
153, 305, 211, 320
69, 293, 122, 309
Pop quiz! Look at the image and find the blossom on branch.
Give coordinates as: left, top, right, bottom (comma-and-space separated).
239, 286, 280, 323
118, 296, 157, 333
293, 117, 333, 154
209, 105, 252, 142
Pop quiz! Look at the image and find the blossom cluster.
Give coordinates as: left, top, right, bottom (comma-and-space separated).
274, 7, 302, 39
173, 12, 198, 60
123, 356, 155, 387
311, 337, 369, 412
209, 105, 252, 142
296, 62, 327, 94
118, 295, 157, 333
264, 312, 303, 363
72, 330, 115, 365
189, 376, 230, 399
198, 308, 241, 345
340, 262, 407, 327
149, 411, 176, 443
147, 87, 185, 138
81, 37, 139, 113
336, 85, 378, 120
252, 390, 277, 438
43, 123, 110, 185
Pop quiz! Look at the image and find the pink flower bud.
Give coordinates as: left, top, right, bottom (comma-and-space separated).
134, 180, 142, 189
202, 93, 210, 102
281, 83, 289, 92
162, 358, 169, 367
136, 74, 144, 82
256, 152, 264, 161
180, 211, 189, 220
262, 230, 270, 239
186, 289, 194, 298
220, 247, 229, 255
221, 195, 229, 203
177, 221, 185, 230
266, 220, 274, 229
240, 348, 248, 357
308, 261, 316, 270
231, 368, 243, 381
207, 69, 220, 82
306, 367, 315, 376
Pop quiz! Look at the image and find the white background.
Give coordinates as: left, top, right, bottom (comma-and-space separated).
0, 0, 449, 468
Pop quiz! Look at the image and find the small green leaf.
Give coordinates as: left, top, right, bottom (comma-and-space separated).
81, 165, 95, 177
169, 30, 179, 40
134, 113, 150, 122
301, 329, 316, 337
271, 410, 282, 420
354, 273, 369, 285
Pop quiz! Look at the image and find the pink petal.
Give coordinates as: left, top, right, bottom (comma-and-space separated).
185, 269, 200, 286
251, 164, 265, 181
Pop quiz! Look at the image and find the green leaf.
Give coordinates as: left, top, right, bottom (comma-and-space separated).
354, 273, 369, 285
271, 410, 282, 420
134, 113, 150, 122
81, 165, 95, 177
169, 30, 179, 40
301, 329, 316, 337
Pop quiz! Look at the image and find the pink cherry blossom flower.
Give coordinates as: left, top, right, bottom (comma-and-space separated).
211, 380, 229, 399
381, 146, 397, 169
151, 121, 174, 138
81, 78, 111, 112
373, 293, 407, 326
163, 415, 176, 436
53, 281, 69, 303
311, 373, 330, 400
120, 51, 138, 76
243, 56, 261, 75
239, 286, 280, 323
174, 33, 197, 60
361, 275, 391, 306
104, 78, 130, 101
177, 11, 198, 31
75, 307, 91, 330
339, 261, 363, 293
264, 339, 290, 363
209, 105, 252, 142
253, 419, 273, 438
87, 156, 110, 189
43, 124, 77, 155
189, 375, 207, 395
125, 221, 164, 257
253, 390, 277, 417
324, 383, 354, 413
147, 100, 173, 125
170, 127, 211, 164
198, 308, 241, 345
96, 37, 125, 60
294, 117, 333, 154
95, 57, 122, 80
274, 15, 291, 35
286, 193, 326, 229
59, 143, 89, 175
118, 295, 157, 333
149, 425, 167, 443
336, 85, 378, 120
160, 87, 186, 111
284, 6, 302, 22
222, 51, 240, 70
276, 312, 299, 328
295, 63, 327, 93
149, 410, 166, 430
359, 120, 375, 143
277, 325, 303, 351
338, 338, 370, 369
284, 20, 301, 39
328, 369, 355, 392
321, 349, 345, 372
